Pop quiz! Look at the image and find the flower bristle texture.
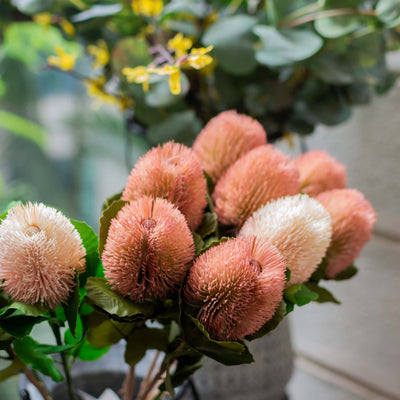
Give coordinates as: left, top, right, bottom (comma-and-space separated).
0, 203, 86, 309
184, 236, 286, 341
122, 141, 207, 231
102, 197, 195, 302
316, 189, 376, 278
213, 145, 300, 228
240, 194, 332, 285
295, 150, 347, 197
192, 110, 267, 182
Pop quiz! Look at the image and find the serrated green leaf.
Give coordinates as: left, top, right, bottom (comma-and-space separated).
303, 283, 341, 304
125, 327, 169, 366
14, 337, 63, 382
254, 26, 323, 67
85, 277, 155, 321
98, 200, 128, 255
182, 314, 254, 366
332, 265, 358, 280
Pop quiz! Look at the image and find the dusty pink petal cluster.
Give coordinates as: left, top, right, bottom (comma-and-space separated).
102, 197, 195, 302
122, 141, 207, 231
0, 203, 86, 309
316, 189, 376, 278
213, 145, 300, 227
184, 236, 286, 341
240, 195, 332, 285
192, 110, 267, 182
294, 150, 347, 197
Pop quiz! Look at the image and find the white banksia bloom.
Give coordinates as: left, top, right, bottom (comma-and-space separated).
0, 203, 86, 309
239, 194, 332, 285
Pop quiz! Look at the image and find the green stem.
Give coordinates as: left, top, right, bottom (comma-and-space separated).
49, 313, 76, 400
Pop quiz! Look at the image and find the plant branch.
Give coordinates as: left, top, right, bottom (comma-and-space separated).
281, 8, 377, 29
121, 365, 136, 400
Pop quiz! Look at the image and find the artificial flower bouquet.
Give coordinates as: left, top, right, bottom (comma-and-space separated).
0, 111, 376, 400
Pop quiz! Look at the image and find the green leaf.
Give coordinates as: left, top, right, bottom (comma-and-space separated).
196, 212, 218, 239
74, 339, 110, 361
164, 352, 203, 389
246, 301, 286, 340
86, 311, 135, 348
165, 361, 175, 399
34, 343, 76, 355
332, 265, 358, 280
376, 0, 400, 26
201, 236, 228, 253
182, 314, 254, 366
254, 26, 323, 67
193, 233, 204, 257
161, 0, 208, 19
0, 312, 48, 338
98, 200, 128, 255
63, 274, 80, 339
125, 327, 169, 366
0, 110, 46, 149
147, 110, 202, 146
0, 302, 48, 317
284, 283, 319, 307
0, 356, 26, 382
1, 201, 22, 218
14, 337, 63, 382
314, 0, 365, 38
285, 268, 291, 283
85, 277, 155, 321
303, 283, 341, 304
203, 15, 258, 75
310, 258, 328, 283
102, 192, 122, 212
72, 4, 123, 22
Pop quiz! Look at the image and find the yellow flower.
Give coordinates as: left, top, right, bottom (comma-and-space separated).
186, 46, 214, 70
87, 40, 109, 69
47, 46, 77, 71
132, 0, 163, 17
168, 33, 193, 59
85, 76, 133, 111
33, 12, 53, 27
123, 66, 152, 93
154, 65, 181, 95
59, 18, 75, 36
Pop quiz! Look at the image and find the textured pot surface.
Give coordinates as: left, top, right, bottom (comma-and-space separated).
189, 318, 293, 400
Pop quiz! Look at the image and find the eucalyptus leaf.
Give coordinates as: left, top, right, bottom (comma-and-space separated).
254, 26, 323, 67
85, 277, 155, 320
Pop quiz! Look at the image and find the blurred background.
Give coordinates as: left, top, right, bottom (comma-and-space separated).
1, 1, 400, 399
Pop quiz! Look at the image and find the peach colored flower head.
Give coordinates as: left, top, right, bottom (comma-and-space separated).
102, 197, 195, 302
240, 194, 332, 285
213, 145, 300, 228
294, 150, 347, 197
316, 189, 376, 278
193, 110, 267, 182
184, 236, 286, 341
122, 141, 207, 231
0, 203, 86, 309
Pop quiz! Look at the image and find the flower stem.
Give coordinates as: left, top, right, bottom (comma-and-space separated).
49, 314, 76, 400
121, 365, 136, 400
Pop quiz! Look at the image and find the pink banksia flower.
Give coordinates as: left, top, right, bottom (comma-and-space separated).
0, 203, 86, 309
213, 145, 300, 228
122, 141, 207, 231
102, 197, 195, 302
192, 110, 267, 182
294, 150, 347, 197
184, 236, 286, 341
316, 189, 376, 278
240, 194, 332, 285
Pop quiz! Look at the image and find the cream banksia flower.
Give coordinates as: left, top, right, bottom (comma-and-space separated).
294, 150, 347, 197
184, 236, 286, 341
0, 203, 86, 309
213, 145, 300, 228
122, 141, 207, 231
240, 195, 332, 285
316, 189, 376, 278
192, 110, 267, 182
102, 197, 195, 302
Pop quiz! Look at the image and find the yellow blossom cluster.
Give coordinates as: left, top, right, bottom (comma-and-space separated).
132, 0, 163, 17
123, 34, 213, 95
33, 12, 75, 36
87, 40, 110, 70
47, 46, 77, 71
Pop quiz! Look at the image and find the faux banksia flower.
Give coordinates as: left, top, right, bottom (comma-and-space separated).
193, 110, 267, 182
184, 236, 286, 341
102, 197, 195, 302
122, 141, 207, 231
240, 195, 332, 285
316, 189, 376, 278
0, 203, 86, 309
295, 150, 347, 197
213, 145, 300, 227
